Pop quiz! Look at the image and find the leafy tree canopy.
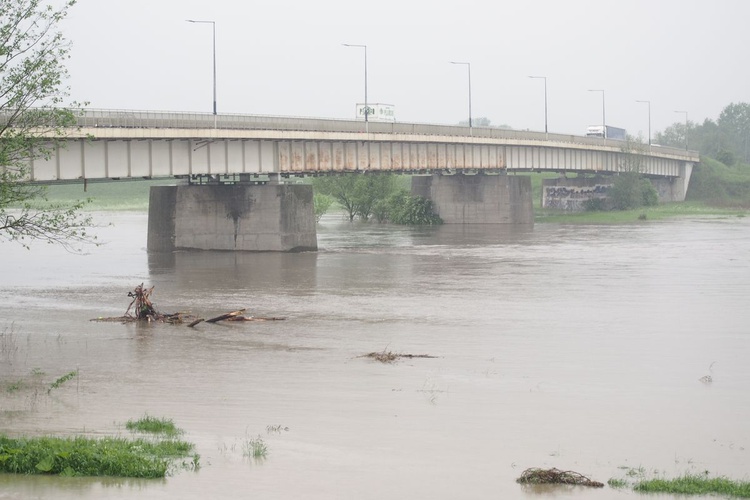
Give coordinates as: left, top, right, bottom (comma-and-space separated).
0, 0, 94, 251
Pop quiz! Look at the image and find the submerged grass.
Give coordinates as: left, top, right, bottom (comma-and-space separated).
0, 434, 196, 478
242, 435, 268, 458
634, 474, 750, 497
47, 370, 78, 394
126, 415, 183, 437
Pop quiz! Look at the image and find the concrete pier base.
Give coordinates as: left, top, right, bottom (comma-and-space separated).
411, 174, 533, 224
147, 184, 317, 252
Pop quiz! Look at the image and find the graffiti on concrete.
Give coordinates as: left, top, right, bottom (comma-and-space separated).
543, 184, 610, 211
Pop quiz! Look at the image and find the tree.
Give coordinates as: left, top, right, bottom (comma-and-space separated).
0, 0, 93, 250
313, 192, 333, 222
599, 138, 658, 211
312, 175, 360, 221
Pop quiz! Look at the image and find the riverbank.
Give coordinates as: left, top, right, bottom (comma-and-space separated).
535, 202, 748, 224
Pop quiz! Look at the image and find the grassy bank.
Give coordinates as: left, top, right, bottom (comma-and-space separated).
536, 201, 747, 224
0, 434, 198, 478
39, 179, 175, 212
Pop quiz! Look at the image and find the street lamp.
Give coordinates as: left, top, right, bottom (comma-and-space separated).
186, 19, 217, 127
528, 75, 548, 135
636, 100, 651, 145
342, 43, 368, 132
588, 89, 606, 138
674, 110, 689, 150
450, 61, 472, 130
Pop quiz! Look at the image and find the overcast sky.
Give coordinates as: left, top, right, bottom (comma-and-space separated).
62, 0, 748, 137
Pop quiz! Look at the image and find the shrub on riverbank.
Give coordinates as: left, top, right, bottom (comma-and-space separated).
0, 434, 198, 478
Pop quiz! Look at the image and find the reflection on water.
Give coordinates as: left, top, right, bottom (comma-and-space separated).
1, 213, 749, 499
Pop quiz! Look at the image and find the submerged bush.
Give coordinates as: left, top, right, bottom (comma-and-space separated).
386, 190, 442, 225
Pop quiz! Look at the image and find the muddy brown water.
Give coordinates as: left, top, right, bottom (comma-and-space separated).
1, 212, 749, 499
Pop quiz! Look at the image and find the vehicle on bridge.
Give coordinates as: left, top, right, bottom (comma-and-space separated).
586, 125, 626, 140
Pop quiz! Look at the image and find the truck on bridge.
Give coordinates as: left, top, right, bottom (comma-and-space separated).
586, 125, 626, 140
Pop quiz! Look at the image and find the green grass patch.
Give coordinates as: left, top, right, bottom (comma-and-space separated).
6, 380, 23, 393
33, 179, 176, 212
125, 415, 183, 437
0, 434, 197, 478
635, 473, 750, 497
536, 201, 748, 224
607, 478, 627, 488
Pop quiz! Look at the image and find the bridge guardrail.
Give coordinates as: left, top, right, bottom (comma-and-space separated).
0, 108, 695, 160
74, 108, 696, 158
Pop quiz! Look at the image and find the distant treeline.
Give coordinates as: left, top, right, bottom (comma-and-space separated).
655, 102, 750, 207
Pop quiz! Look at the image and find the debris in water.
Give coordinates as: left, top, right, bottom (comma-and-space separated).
360, 349, 438, 364
516, 468, 604, 488
91, 284, 285, 326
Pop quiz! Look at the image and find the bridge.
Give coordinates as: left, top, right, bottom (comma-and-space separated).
28, 109, 699, 252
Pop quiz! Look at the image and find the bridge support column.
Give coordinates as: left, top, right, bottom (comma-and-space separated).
650, 161, 695, 202
412, 174, 533, 224
147, 184, 317, 252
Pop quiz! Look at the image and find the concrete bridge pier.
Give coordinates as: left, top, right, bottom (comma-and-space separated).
147, 184, 317, 252
411, 174, 534, 224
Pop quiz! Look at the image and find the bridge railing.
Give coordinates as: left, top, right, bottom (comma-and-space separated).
73, 108, 694, 158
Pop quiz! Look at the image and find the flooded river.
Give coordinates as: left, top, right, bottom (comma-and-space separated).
1, 212, 749, 499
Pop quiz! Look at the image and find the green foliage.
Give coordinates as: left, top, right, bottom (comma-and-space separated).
686, 156, 750, 207
47, 369, 78, 394
607, 478, 627, 488
126, 415, 183, 437
313, 174, 441, 225
634, 473, 750, 497
313, 192, 333, 222
655, 102, 750, 164
242, 435, 267, 458
0, 434, 197, 478
312, 175, 360, 221
609, 172, 658, 210
0, 0, 95, 251
582, 197, 608, 211
386, 190, 442, 225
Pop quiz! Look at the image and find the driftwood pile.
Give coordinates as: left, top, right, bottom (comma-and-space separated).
92, 284, 285, 326
516, 468, 604, 488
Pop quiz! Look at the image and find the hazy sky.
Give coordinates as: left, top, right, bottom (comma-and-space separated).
62, 0, 749, 137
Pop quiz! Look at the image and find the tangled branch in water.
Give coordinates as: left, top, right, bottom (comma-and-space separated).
516, 468, 604, 488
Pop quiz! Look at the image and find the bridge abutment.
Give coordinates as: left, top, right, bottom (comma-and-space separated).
147, 184, 317, 252
542, 162, 696, 210
412, 174, 534, 224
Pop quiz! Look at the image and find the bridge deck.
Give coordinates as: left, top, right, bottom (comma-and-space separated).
26, 109, 698, 182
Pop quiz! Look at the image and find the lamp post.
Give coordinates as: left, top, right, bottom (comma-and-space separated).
636, 100, 651, 145
186, 19, 217, 128
528, 75, 548, 135
342, 43, 368, 133
450, 61, 472, 130
588, 89, 605, 138
674, 110, 689, 150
